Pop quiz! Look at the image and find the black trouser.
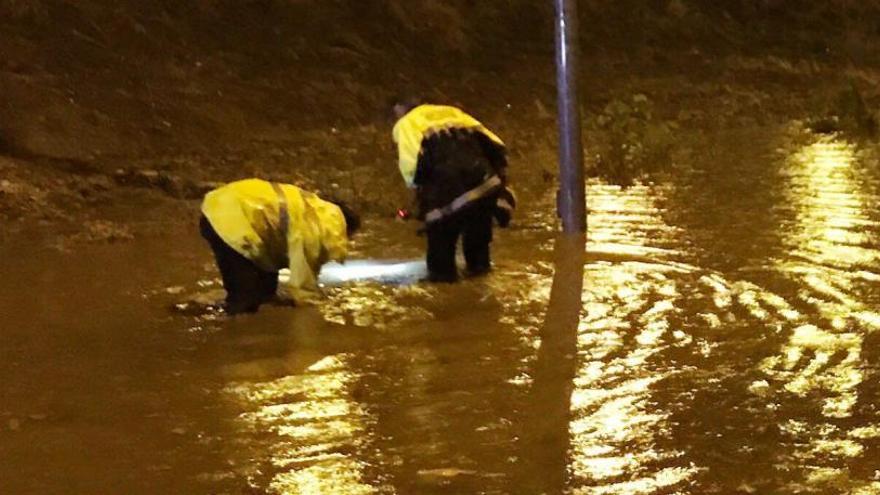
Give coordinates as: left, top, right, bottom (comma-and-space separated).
199, 215, 278, 314
417, 131, 498, 282
425, 197, 495, 282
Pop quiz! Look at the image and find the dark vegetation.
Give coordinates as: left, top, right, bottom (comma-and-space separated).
1, 0, 879, 234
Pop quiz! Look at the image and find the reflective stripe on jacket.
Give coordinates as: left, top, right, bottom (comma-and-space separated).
392, 104, 505, 187
201, 179, 348, 303
424, 175, 502, 224
422, 177, 517, 227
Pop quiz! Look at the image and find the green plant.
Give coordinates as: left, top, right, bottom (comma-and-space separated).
587, 94, 675, 186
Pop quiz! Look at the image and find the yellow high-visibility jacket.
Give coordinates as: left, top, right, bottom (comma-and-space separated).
392, 104, 505, 187
201, 179, 349, 303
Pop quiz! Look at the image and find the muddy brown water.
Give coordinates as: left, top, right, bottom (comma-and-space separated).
2, 128, 880, 494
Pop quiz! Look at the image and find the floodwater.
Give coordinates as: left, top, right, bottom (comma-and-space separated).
2, 127, 880, 494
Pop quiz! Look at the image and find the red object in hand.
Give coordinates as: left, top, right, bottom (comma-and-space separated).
397, 208, 411, 220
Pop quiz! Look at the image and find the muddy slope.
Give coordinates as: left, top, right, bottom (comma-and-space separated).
1, 0, 879, 237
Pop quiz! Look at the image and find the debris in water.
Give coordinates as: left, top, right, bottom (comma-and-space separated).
196, 471, 237, 482
172, 288, 226, 316
748, 380, 771, 397
197, 278, 218, 288
417, 468, 478, 480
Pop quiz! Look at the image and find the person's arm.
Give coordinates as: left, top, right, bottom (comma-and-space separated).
493, 185, 517, 228
282, 233, 321, 304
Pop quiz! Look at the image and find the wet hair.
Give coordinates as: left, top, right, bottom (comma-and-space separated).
331, 200, 361, 236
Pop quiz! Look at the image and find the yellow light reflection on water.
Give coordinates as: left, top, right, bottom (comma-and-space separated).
763, 139, 880, 417
792, 141, 874, 256
572, 262, 702, 494
587, 183, 683, 260
568, 184, 701, 494
226, 355, 377, 495
759, 137, 880, 493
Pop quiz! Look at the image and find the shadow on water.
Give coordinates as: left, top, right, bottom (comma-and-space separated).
516, 233, 585, 493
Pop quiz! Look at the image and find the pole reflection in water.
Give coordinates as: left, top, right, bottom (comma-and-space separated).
759, 137, 880, 493
517, 232, 584, 494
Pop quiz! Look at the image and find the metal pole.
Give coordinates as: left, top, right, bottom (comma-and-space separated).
554, 0, 586, 233
515, 7, 587, 486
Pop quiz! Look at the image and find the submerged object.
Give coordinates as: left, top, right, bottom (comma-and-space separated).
280, 259, 427, 286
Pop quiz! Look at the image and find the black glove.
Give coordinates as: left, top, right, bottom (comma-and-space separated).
493, 185, 517, 228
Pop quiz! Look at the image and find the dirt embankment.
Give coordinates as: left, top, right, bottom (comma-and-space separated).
1, 0, 879, 245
